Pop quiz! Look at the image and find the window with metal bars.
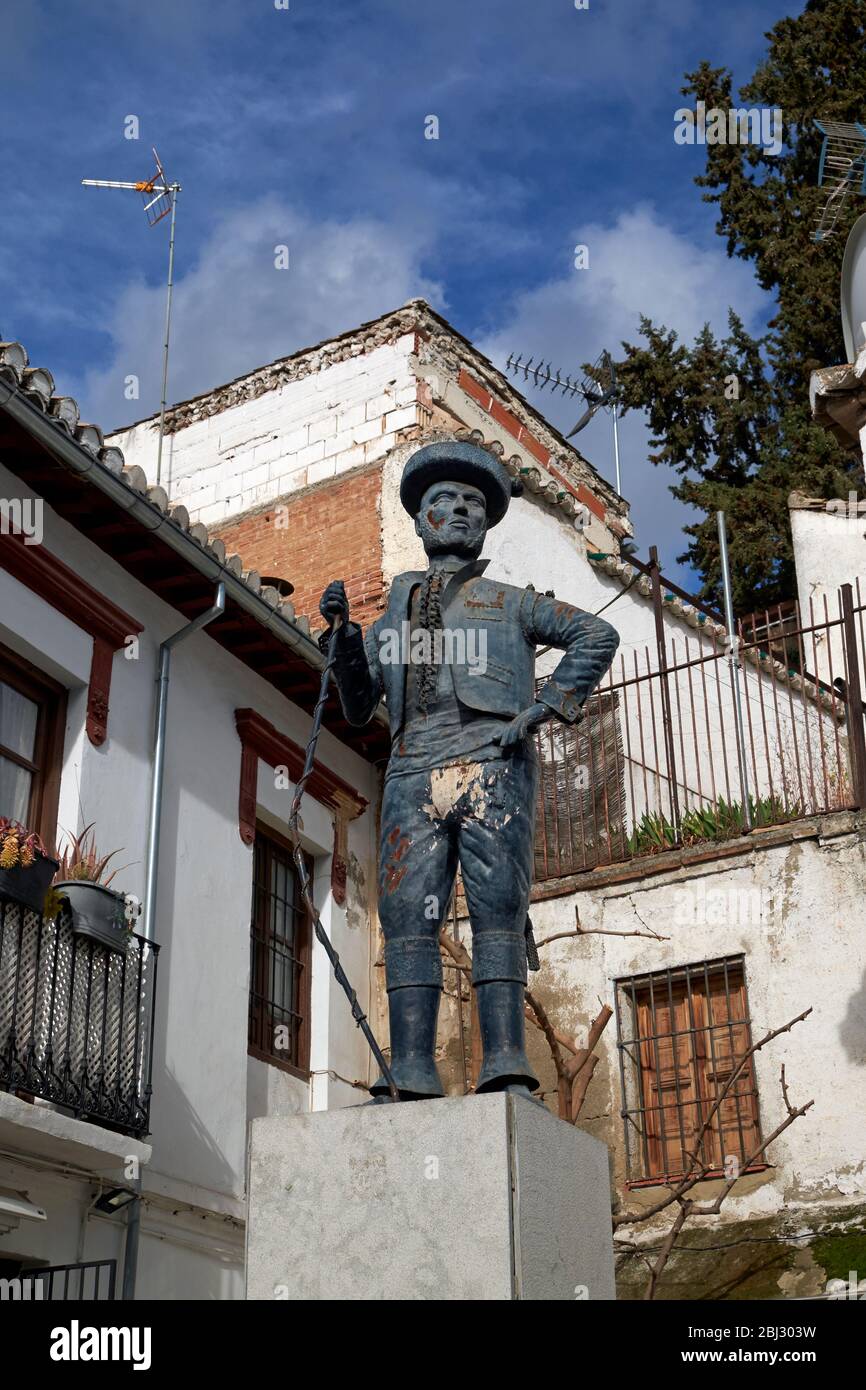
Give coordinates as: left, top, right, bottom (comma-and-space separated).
615, 956, 763, 1185
248, 825, 312, 1077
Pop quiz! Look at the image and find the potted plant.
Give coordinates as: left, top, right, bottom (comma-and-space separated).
52, 825, 131, 952
0, 819, 59, 913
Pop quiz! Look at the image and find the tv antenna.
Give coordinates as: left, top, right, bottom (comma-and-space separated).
812, 119, 866, 243
82, 148, 181, 487
505, 347, 622, 495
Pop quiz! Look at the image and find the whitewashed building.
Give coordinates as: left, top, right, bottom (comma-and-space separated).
0, 300, 864, 1300
0, 344, 385, 1300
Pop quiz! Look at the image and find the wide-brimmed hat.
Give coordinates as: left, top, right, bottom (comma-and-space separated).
400, 441, 522, 529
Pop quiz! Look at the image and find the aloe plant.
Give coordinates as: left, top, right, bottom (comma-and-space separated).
54, 824, 125, 885
627, 794, 801, 857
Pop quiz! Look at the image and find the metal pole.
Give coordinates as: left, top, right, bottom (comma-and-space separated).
121, 1175, 142, 1302
287, 617, 400, 1102
612, 401, 622, 496
716, 511, 752, 830
649, 546, 681, 836
143, 582, 225, 945
840, 583, 866, 809
123, 584, 226, 1304
155, 186, 179, 490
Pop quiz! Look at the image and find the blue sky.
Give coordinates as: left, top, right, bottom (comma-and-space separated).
1, 0, 795, 585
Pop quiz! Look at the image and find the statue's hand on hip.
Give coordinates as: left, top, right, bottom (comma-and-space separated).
495, 701, 551, 752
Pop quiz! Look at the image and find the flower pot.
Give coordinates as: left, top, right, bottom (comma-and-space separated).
54, 881, 129, 952
0, 854, 59, 914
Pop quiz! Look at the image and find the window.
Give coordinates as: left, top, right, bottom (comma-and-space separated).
0, 644, 66, 847
615, 956, 762, 1184
248, 824, 312, 1076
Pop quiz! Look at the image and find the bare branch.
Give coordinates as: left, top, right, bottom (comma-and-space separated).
535, 925, 669, 949
438, 928, 472, 971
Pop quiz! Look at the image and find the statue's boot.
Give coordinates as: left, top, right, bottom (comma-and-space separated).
474, 977, 540, 1095
368, 984, 444, 1102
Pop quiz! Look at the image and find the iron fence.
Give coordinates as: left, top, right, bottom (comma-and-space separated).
533, 574, 866, 881
0, 897, 158, 1137
0, 1260, 117, 1301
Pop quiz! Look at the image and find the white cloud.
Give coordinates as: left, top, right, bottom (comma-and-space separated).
74, 196, 443, 431
479, 205, 768, 586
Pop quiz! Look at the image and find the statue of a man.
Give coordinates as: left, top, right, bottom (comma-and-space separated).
320, 441, 619, 1101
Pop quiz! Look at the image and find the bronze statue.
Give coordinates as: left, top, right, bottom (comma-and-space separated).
320, 441, 619, 1100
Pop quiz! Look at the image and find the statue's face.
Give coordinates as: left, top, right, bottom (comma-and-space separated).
414, 479, 488, 558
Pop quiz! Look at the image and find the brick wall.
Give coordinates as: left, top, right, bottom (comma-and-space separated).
214, 464, 386, 633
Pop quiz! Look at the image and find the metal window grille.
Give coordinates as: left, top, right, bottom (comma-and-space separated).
248, 828, 311, 1073
615, 955, 762, 1184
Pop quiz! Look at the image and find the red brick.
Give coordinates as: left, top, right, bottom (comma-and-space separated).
213, 466, 385, 629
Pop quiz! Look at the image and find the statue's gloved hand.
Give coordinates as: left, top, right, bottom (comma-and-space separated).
495, 701, 551, 752
319, 580, 350, 629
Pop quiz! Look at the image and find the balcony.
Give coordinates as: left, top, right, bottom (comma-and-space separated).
0, 896, 158, 1139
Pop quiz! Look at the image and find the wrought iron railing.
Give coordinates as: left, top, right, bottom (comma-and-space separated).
533, 577, 866, 881
0, 898, 158, 1138
0, 1259, 117, 1300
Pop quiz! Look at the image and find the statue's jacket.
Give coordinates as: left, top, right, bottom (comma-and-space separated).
330, 559, 620, 738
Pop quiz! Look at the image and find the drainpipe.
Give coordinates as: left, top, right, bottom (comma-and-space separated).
142, 581, 225, 944
122, 581, 226, 1302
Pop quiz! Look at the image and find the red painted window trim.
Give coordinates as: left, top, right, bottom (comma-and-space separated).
0, 529, 143, 747
234, 707, 368, 907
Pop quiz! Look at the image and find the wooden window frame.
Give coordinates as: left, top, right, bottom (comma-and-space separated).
0, 642, 66, 850
247, 821, 313, 1080
616, 955, 766, 1188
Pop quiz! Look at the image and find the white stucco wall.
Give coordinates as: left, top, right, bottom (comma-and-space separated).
527, 816, 866, 1238
791, 503, 866, 695
0, 460, 378, 1297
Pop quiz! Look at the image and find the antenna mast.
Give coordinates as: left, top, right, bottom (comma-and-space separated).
82, 149, 181, 487
505, 348, 623, 495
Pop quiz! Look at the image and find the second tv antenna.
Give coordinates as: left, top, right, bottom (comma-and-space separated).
82, 148, 181, 487
506, 347, 623, 495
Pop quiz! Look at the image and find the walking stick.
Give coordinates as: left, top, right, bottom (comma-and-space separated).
287, 615, 400, 1102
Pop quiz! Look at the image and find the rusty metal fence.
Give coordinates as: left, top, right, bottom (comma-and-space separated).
533, 572, 866, 881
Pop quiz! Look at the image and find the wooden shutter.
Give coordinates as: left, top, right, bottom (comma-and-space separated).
634, 962, 759, 1181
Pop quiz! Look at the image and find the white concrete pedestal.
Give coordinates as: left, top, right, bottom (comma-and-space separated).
246, 1093, 615, 1301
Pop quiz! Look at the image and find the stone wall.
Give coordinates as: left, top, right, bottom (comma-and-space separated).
434, 811, 866, 1299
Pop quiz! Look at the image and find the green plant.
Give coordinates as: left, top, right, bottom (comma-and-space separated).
627, 794, 802, 857
54, 824, 125, 886
0, 818, 49, 869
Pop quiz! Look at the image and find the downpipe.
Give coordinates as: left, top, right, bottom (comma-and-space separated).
122, 581, 226, 1302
